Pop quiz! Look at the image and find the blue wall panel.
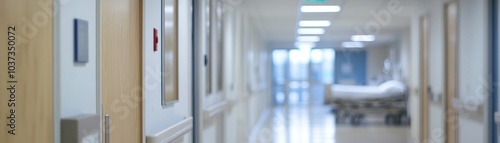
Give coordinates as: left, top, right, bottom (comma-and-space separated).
334, 50, 367, 85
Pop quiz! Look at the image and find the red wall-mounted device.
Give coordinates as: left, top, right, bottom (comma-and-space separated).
153, 28, 158, 52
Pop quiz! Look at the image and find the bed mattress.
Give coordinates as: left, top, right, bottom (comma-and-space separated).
328, 80, 406, 100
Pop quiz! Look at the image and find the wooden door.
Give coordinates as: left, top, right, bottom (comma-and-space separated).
101, 0, 143, 142
419, 16, 430, 143
444, 2, 458, 143
0, 0, 54, 142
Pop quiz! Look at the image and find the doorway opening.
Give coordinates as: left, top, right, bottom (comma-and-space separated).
272, 48, 335, 105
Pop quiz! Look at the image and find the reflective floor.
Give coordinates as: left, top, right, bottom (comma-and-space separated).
252, 104, 411, 143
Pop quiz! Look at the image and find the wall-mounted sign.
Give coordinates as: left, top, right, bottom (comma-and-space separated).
74, 19, 89, 63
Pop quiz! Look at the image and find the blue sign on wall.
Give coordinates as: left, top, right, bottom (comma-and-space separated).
74, 19, 89, 63
334, 50, 367, 85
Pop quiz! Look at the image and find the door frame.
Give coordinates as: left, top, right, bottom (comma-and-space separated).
419, 16, 430, 143
444, 2, 459, 143
489, 0, 499, 142
192, 0, 201, 142
97, 0, 103, 142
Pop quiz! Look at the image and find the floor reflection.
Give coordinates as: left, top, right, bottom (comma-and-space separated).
253, 104, 410, 143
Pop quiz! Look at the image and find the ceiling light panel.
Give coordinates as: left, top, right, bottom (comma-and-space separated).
299, 20, 331, 27
342, 42, 364, 48
295, 42, 316, 48
301, 6, 341, 13
297, 36, 320, 42
297, 28, 325, 35
351, 35, 375, 41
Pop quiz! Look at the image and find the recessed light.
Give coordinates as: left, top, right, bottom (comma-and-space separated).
297, 28, 325, 35
299, 20, 331, 27
295, 42, 316, 49
297, 36, 320, 42
301, 5, 341, 13
351, 35, 375, 41
342, 42, 364, 48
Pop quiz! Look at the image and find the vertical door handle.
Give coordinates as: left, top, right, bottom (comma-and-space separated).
495, 112, 500, 124
153, 28, 159, 52
204, 55, 208, 66
105, 114, 110, 143
495, 112, 500, 138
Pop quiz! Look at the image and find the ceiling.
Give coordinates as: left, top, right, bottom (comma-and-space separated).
242, 0, 428, 49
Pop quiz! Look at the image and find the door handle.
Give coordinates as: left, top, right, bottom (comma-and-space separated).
495, 112, 500, 138
495, 112, 500, 124
427, 86, 433, 97
105, 114, 110, 143
204, 55, 208, 66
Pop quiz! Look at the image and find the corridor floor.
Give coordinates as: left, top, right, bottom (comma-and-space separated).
252, 104, 411, 143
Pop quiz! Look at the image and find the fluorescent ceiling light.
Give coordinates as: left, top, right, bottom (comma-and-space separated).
297, 28, 325, 35
342, 41, 364, 48
297, 36, 320, 42
301, 6, 341, 13
351, 35, 375, 41
295, 42, 316, 49
299, 20, 331, 27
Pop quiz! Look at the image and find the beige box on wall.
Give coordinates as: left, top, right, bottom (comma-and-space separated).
61, 114, 100, 143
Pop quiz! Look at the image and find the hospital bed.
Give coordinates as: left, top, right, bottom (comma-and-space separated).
324, 80, 408, 125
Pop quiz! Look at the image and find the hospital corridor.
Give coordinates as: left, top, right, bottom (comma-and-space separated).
1, 0, 500, 143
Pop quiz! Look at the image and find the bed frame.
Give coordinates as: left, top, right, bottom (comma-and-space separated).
324, 84, 409, 125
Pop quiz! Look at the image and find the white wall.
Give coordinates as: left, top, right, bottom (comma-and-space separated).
397, 31, 410, 83
55, 0, 98, 143
403, 1, 447, 142
457, 0, 489, 142
244, 16, 272, 131
56, 0, 98, 119
426, 1, 446, 142
223, 8, 241, 143
408, 16, 421, 143
222, 5, 273, 143
366, 46, 390, 85
143, 0, 193, 142
396, 18, 422, 142
196, 0, 226, 142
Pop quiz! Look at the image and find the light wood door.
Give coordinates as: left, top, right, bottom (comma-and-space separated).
419, 16, 430, 143
444, 2, 458, 143
101, 0, 143, 142
0, 0, 54, 143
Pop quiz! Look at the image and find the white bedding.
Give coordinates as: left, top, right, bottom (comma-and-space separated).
329, 80, 406, 100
